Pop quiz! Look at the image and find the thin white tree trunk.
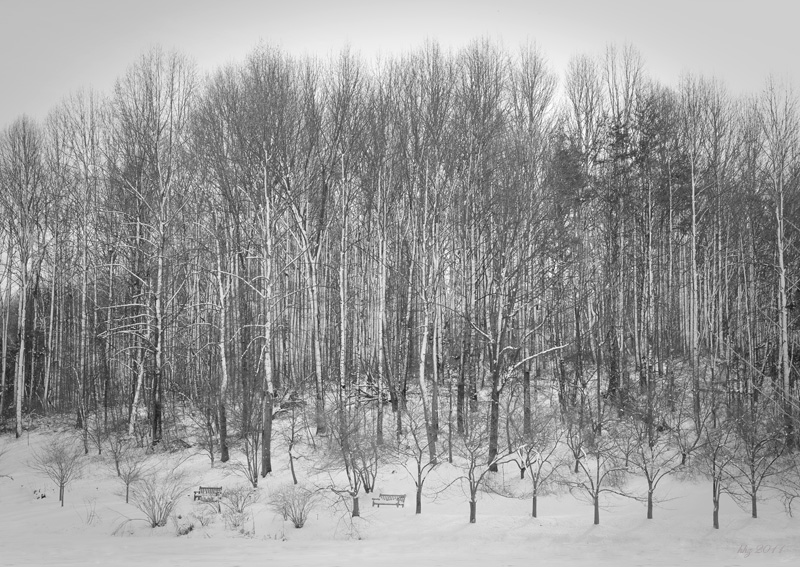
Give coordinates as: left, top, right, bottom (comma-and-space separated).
376, 232, 387, 445
690, 159, 700, 427
261, 176, 275, 477
1, 243, 12, 419
215, 237, 231, 462
15, 264, 27, 438
776, 184, 792, 436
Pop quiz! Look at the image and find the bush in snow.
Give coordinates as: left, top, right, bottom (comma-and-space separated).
221, 484, 261, 515
131, 470, 186, 528
268, 484, 320, 528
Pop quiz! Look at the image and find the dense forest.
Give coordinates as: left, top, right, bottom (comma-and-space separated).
1, 40, 798, 526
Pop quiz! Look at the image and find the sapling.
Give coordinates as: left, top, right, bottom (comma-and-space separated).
450, 411, 516, 523
31, 439, 84, 507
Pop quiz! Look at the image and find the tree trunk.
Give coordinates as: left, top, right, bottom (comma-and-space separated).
469, 500, 476, 524
261, 391, 273, 476
776, 187, 794, 448
523, 369, 531, 437
690, 161, 701, 429
488, 361, 501, 472
713, 479, 720, 529
593, 495, 600, 525
78, 222, 89, 433
457, 295, 469, 435
128, 346, 145, 436
215, 242, 231, 463
310, 263, 326, 436
15, 269, 27, 438
0, 258, 10, 419
261, 189, 275, 477
289, 446, 297, 485
431, 304, 440, 442
377, 235, 387, 446
236, 257, 252, 439
43, 257, 57, 415
151, 243, 165, 445
419, 309, 437, 464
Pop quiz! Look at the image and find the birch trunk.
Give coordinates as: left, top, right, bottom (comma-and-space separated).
14, 265, 27, 438
690, 160, 701, 428
261, 170, 275, 477
215, 239, 231, 462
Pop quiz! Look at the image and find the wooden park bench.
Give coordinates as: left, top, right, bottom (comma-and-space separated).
372, 494, 406, 508
193, 486, 222, 502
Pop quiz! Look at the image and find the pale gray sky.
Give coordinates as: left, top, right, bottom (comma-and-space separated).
0, 0, 797, 128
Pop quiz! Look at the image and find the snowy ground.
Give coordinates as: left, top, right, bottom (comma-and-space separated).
1, 422, 797, 567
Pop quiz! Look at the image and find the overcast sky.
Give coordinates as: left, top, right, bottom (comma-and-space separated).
0, 0, 797, 128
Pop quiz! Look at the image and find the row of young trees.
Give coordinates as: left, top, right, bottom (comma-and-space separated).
0, 41, 798, 512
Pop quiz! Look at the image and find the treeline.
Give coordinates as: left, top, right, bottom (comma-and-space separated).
0, 40, 798, 480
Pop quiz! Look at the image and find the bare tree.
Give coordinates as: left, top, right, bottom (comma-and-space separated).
450, 409, 515, 523
392, 404, 444, 514
614, 403, 684, 519
507, 402, 564, 517
697, 421, 738, 529
31, 439, 84, 507
279, 403, 306, 485
116, 450, 147, 504
324, 399, 380, 517
726, 398, 785, 518
560, 413, 630, 525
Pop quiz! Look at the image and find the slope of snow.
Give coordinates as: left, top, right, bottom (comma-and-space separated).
1, 423, 797, 567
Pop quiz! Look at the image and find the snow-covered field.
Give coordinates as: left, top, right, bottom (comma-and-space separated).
1, 422, 797, 567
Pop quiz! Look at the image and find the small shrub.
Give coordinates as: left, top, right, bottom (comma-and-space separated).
268, 484, 319, 528
190, 509, 216, 527
223, 510, 249, 530
221, 485, 260, 515
82, 497, 99, 526
131, 471, 186, 528
0, 439, 12, 481
171, 513, 195, 536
